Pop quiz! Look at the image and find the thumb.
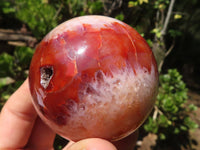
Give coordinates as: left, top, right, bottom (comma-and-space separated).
64, 138, 117, 150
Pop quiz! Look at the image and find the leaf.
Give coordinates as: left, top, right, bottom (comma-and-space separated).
184, 117, 199, 129
128, 1, 138, 7
138, 0, 148, 5
146, 39, 153, 47
1, 1, 16, 14
115, 13, 124, 21
158, 115, 169, 127
151, 28, 162, 38
2, 7, 15, 14
158, 4, 165, 10
180, 125, 187, 131
174, 14, 182, 19
159, 133, 166, 140
15, 0, 58, 39
174, 128, 180, 134
87, 0, 103, 14
0, 77, 15, 88
42, 0, 48, 4
188, 104, 197, 111
0, 53, 15, 77
14, 47, 34, 68
168, 29, 182, 37
144, 117, 158, 133
0, 78, 8, 88
1, 93, 10, 100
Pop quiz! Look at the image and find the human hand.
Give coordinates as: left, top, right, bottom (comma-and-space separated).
0, 79, 138, 150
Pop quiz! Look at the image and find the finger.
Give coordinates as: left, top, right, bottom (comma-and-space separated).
112, 130, 139, 150
64, 138, 117, 150
0, 79, 37, 148
26, 117, 56, 149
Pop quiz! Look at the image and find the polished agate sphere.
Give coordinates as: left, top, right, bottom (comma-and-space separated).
29, 15, 158, 141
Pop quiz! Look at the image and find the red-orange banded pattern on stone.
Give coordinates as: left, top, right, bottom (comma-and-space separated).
29, 15, 158, 141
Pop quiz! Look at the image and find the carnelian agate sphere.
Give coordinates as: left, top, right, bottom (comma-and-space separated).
29, 15, 158, 141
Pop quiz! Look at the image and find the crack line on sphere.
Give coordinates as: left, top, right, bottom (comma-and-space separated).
122, 26, 139, 73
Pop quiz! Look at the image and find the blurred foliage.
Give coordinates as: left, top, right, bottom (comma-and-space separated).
0, 53, 15, 77
0, 0, 199, 149
0, 47, 33, 79
144, 69, 198, 148
0, 47, 33, 107
15, 0, 58, 39
65, 0, 103, 16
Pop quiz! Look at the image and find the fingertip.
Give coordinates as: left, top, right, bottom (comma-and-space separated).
65, 138, 117, 150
